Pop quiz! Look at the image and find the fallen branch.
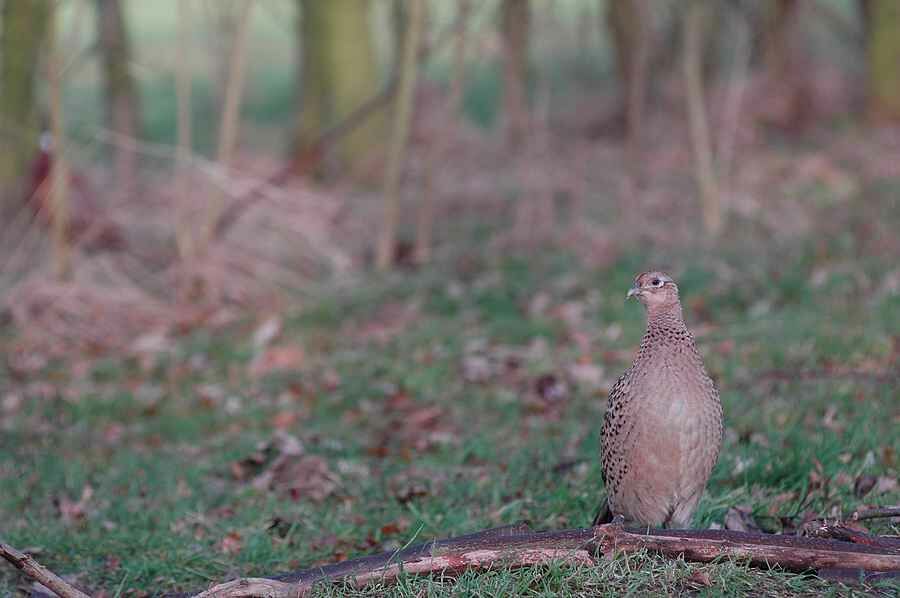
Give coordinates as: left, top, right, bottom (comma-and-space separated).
593, 525, 900, 572
851, 506, 900, 522
0, 541, 91, 598
183, 522, 900, 597
808, 524, 900, 550
807, 505, 900, 526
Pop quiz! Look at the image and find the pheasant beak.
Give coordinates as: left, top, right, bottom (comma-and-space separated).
626, 286, 641, 300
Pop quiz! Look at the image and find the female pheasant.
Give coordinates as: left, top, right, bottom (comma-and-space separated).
595, 271, 723, 528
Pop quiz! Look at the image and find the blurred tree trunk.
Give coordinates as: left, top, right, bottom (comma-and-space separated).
0, 0, 52, 206
208, 0, 254, 245
96, 0, 141, 189
174, 0, 195, 268
500, 0, 530, 149
376, 0, 424, 271
682, 0, 722, 237
865, 0, 900, 121
296, 0, 386, 176
47, 3, 71, 279
761, 0, 811, 130
858, 0, 872, 39
606, 0, 649, 177
415, 0, 469, 265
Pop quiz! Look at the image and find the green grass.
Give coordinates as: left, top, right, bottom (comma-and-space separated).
1, 237, 898, 596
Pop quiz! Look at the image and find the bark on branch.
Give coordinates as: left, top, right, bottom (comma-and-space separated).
184, 522, 900, 597
0, 541, 91, 598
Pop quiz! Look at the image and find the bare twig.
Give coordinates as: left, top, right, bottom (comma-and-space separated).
0, 541, 91, 598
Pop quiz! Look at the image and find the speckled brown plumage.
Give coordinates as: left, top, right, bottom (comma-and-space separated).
595, 271, 723, 528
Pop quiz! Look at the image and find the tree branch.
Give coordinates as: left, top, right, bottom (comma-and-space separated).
180, 522, 900, 597
0, 541, 91, 598
851, 506, 900, 522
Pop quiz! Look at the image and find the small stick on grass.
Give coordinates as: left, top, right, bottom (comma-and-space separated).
0, 541, 91, 598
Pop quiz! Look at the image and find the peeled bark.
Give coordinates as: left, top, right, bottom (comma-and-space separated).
1, 542, 90, 598
183, 523, 900, 596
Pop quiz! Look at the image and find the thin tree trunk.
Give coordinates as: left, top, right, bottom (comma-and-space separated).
607, 0, 650, 184
376, 0, 425, 271
500, 0, 530, 149
96, 0, 141, 189
762, 0, 811, 130
174, 0, 195, 266
47, 3, 71, 280
414, 0, 469, 264
208, 0, 254, 244
0, 0, 52, 208
682, 0, 722, 236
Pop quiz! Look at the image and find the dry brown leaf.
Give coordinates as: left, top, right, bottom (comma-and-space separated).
252, 316, 283, 350
766, 491, 798, 516
356, 301, 421, 344
270, 410, 302, 430
724, 506, 761, 533
567, 362, 604, 391
874, 475, 899, 495
854, 474, 877, 498
2, 393, 23, 414
389, 470, 431, 504
380, 517, 411, 537
58, 485, 94, 525
250, 345, 305, 377
535, 373, 568, 402
686, 570, 713, 588
220, 531, 243, 555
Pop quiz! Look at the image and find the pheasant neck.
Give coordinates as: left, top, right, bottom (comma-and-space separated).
646, 304, 685, 331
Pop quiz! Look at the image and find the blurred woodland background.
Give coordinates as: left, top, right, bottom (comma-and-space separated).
0, 0, 897, 353
2, 2, 900, 595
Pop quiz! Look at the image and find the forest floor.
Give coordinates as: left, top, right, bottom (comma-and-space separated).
2, 199, 899, 596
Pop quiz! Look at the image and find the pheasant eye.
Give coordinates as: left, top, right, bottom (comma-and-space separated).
651, 278, 662, 287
